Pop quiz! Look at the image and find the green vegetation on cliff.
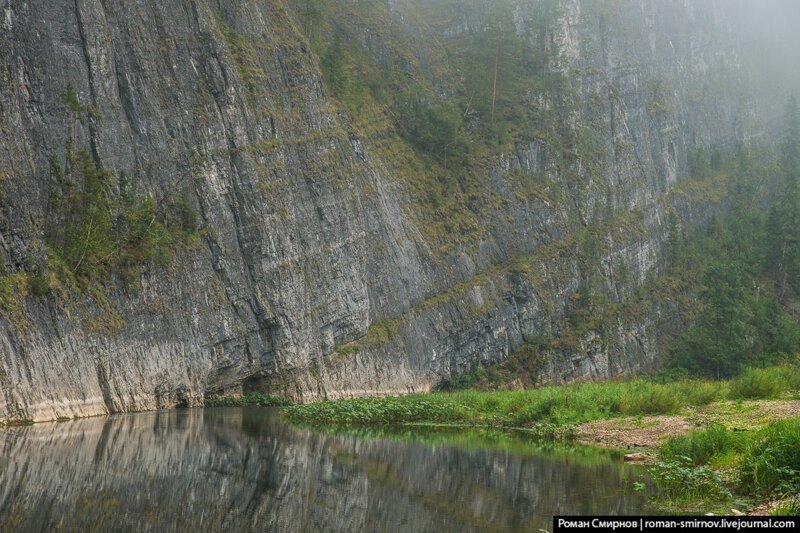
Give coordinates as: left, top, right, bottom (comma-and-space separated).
294, 0, 581, 250
49, 86, 200, 286
667, 98, 800, 378
45, 147, 199, 284
441, 97, 800, 389
0, 87, 201, 318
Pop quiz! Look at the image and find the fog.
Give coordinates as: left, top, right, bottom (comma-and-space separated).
728, 0, 800, 128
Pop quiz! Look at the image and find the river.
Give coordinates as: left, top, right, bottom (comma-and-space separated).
0, 407, 655, 532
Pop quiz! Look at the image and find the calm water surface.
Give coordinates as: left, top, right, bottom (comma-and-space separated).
0, 408, 655, 532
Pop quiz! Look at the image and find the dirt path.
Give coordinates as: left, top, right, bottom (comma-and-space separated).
578, 415, 695, 449
576, 399, 800, 451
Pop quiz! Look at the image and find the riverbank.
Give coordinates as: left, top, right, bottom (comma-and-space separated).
578, 399, 800, 449
280, 365, 800, 515
281, 365, 800, 429
577, 402, 800, 515
8, 365, 797, 515
642, 416, 800, 515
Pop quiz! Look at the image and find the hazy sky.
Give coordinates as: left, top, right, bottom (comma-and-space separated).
728, 0, 800, 127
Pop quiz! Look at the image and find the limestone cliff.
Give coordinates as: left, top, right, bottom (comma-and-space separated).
0, 0, 755, 422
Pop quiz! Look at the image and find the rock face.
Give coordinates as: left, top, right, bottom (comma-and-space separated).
0, 0, 755, 422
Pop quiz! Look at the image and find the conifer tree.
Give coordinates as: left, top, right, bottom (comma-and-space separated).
769, 95, 800, 297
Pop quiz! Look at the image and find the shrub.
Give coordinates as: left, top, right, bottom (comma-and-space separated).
676, 380, 727, 406
46, 148, 198, 282
739, 419, 800, 495
729, 367, 783, 399
509, 395, 561, 425
773, 363, 800, 391
0, 275, 13, 306
649, 458, 732, 503
622, 385, 681, 415
27, 272, 51, 297
394, 92, 466, 164
660, 424, 748, 466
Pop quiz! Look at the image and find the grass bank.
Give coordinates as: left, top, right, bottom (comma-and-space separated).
282, 365, 800, 430
650, 418, 800, 515
280, 364, 800, 514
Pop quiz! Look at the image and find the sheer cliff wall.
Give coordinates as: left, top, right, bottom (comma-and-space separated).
0, 0, 754, 422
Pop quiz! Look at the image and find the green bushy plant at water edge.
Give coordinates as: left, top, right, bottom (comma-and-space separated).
671, 380, 728, 406
284, 379, 713, 427
739, 419, 800, 495
648, 458, 732, 504
769, 362, 800, 391
660, 424, 748, 466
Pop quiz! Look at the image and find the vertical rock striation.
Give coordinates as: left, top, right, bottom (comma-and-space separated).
0, 0, 756, 421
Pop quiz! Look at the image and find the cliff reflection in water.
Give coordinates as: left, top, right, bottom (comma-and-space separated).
0, 408, 652, 532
